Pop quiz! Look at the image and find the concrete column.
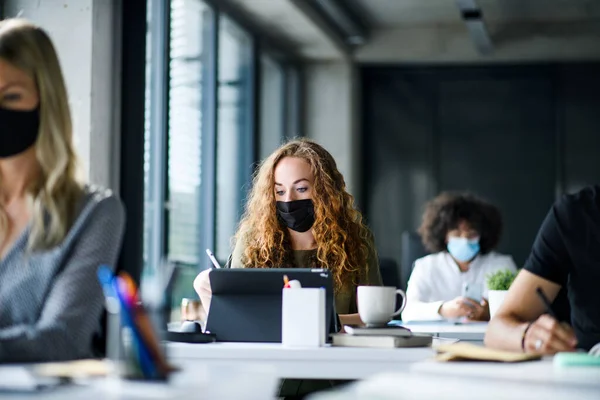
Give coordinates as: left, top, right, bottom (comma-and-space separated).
3, 0, 122, 191
304, 61, 362, 203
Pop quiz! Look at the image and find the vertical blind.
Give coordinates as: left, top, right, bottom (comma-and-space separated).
166, 0, 205, 265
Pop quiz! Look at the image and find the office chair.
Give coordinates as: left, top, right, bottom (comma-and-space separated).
400, 231, 428, 292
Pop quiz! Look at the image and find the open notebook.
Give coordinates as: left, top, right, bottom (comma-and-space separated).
435, 343, 541, 362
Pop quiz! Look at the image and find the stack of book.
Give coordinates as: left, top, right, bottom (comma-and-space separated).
331, 325, 433, 348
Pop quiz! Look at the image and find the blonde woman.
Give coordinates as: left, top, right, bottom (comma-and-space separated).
194, 138, 382, 326
0, 19, 125, 362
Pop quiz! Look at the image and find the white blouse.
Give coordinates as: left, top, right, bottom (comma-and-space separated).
402, 251, 518, 321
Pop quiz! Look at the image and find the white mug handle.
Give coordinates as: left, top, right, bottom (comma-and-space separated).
392, 289, 407, 317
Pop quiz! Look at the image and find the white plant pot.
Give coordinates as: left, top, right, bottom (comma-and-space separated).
488, 290, 508, 319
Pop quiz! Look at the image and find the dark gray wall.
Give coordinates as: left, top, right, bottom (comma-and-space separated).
362, 64, 600, 269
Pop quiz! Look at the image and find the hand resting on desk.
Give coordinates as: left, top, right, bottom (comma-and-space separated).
439, 296, 489, 321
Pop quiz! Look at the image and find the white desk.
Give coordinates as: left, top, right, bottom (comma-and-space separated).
309, 369, 600, 400
400, 321, 487, 341
410, 358, 600, 388
0, 363, 279, 400
310, 351, 600, 400
168, 342, 435, 380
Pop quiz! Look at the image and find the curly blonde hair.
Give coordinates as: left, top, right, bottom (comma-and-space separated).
236, 138, 374, 292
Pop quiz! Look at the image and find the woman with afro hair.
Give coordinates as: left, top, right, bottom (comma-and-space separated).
402, 192, 517, 322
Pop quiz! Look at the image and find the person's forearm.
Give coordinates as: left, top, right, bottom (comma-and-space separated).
402, 300, 444, 322
338, 313, 363, 327
484, 314, 529, 352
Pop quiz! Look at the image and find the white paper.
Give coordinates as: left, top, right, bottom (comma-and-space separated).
0, 366, 59, 391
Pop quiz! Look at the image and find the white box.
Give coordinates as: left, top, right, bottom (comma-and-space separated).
281, 288, 326, 347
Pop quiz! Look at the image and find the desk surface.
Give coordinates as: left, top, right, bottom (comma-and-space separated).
0, 363, 279, 400
310, 351, 600, 400
411, 357, 600, 388
4, 343, 600, 400
310, 368, 600, 400
168, 342, 435, 380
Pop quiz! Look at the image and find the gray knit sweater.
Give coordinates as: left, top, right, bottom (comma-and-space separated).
0, 186, 125, 362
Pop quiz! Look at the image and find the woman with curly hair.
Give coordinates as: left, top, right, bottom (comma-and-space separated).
402, 192, 517, 322
194, 138, 382, 326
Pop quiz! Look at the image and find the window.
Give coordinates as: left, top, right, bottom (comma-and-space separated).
140, 0, 302, 320
214, 17, 254, 262
144, 0, 214, 319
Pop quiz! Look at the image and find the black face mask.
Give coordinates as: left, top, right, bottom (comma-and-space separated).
276, 199, 315, 233
0, 106, 41, 158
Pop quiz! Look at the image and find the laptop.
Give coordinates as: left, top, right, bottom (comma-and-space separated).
205, 268, 335, 342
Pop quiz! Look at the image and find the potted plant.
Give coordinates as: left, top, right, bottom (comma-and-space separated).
486, 269, 518, 319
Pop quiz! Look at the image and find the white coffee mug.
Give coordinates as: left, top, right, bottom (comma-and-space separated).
357, 286, 407, 326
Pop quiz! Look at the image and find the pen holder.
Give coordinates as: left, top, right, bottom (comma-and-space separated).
281, 288, 326, 347
105, 294, 171, 381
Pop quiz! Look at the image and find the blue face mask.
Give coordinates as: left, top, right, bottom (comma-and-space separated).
447, 237, 480, 262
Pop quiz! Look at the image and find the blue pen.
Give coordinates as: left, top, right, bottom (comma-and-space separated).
97, 265, 117, 299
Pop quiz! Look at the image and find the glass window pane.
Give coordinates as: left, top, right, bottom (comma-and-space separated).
215, 17, 253, 262
144, 0, 214, 322
259, 54, 285, 159
167, 0, 211, 265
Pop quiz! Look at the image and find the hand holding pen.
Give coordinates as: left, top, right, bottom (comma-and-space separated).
192, 249, 221, 318
522, 287, 577, 354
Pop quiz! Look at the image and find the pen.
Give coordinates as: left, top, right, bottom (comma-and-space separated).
535, 287, 557, 319
205, 249, 222, 269
282, 275, 302, 289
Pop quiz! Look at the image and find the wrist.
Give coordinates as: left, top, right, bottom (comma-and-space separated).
438, 302, 446, 318
521, 321, 534, 352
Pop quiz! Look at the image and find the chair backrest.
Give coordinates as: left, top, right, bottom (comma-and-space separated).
379, 258, 401, 289
400, 231, 428, 291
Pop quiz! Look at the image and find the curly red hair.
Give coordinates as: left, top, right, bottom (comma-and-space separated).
235, 138, 373, 292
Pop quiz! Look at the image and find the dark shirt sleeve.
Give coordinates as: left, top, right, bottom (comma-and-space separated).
0, 195, 125, 362
523, 197, 575, 287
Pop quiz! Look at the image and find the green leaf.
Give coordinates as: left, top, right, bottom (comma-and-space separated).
486, 269, 518, 291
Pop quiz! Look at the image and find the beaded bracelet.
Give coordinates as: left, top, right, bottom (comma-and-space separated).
521, 321, 535, 352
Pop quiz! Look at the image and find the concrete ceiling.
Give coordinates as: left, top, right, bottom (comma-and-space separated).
223, 0, 347, 60
223, 0, 600, 62
351, 0, 600, 28
350, 0, 600, 62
